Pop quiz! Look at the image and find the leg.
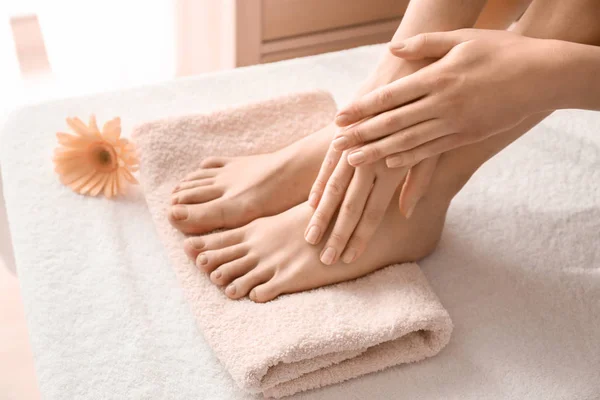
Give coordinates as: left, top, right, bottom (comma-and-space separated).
168, 0, 528, 235
185, 0, 600, 302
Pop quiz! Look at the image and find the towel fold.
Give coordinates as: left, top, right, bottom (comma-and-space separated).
133, 90, 452, 398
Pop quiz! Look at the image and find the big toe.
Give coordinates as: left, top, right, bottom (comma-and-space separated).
168, 201, 226, 234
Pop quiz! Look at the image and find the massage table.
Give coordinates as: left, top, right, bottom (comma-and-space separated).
1, 45, 599, 399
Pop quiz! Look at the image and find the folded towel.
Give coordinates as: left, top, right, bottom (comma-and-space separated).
133, 90, 453, 398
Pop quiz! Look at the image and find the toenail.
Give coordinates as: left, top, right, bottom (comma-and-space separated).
171, 196, 178, 205
198, 254, 208, 265
226, 284, 236, 296
321, 247, 336, 265
305, 226, 321, 245
348, 151, 365, 166
342, 248, 357, 264
172, 205, 188, 220
172, 185, 179, 193
212, 270, 221, 280
192, 239, 205, 250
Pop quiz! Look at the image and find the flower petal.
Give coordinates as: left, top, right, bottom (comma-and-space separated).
102, 117, 121, 143
90, 173, 109, 197
70, 170, 98, 193
56, 133, 90, 148
60, 166, 93, 186
89, 115, 100, 133
121, 168, 138, 184
53, 148, 86, 161
104, 174, 115, 198
79, 172, 106, 195
66, 117, 97, 138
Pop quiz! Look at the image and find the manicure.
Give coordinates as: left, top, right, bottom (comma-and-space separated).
335, 113, 351, 126
305, 226, 321, 245
348, 151, 365, 166
341, 248, 357, 264
321, 247, 337, 265
332, 136, 349, 151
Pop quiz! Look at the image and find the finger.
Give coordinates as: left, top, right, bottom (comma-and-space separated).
334, 73, 429, 128
346, 118, 451, 165
305, 153, 354, 246
309, 144, 342, 208
389, 30, 474, 60
386, 133, 464, 168
319, 168, 374, 265
398, 157, 438, 219
341, 173, 403, 263
333, 99, 435, 152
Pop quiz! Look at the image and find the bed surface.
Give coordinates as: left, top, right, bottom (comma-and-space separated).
1, 45, 599, 399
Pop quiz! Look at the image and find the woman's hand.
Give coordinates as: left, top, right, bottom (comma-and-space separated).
306, 145, 408, 265
332, 29, 555, 167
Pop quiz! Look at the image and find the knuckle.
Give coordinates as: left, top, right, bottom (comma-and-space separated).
414, 33, 429, 50
312, 178, 326, 192
327, 232, 346, 244
350, 127, 364, 144
326, 180, 345, 197
311, 209, 329, 224
382, 114, 396, 129
342, 200, 358, 215
376, 87, 394, 107
367, 146, 382, 161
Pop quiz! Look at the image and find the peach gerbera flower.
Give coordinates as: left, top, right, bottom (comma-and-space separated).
53, 115, 139, 198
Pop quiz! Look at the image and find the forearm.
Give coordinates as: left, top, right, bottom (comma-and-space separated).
548, 40, 600, 111
362, 0, 487, 92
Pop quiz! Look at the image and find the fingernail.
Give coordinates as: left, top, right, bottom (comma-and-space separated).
171, 196, 178, 205
171, 205, 188, 220
386, 156, 402, 168
348, 151, 365, 166
305, 226, 321, 245
335, 113, 351, 126
321, 247, 336, 265
226, 284, 236, 296
308, 192, 319, 208
198, 254, 208, 265
390, 42, 405, 51
332, 137, 349, 151
405, 200, 418, 219
342, 248, 357, 264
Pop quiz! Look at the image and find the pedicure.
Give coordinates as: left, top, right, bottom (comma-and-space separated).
171, 205, 188, 220
342, 248, 357, 264
332, 137, 349, 151
305, 226, 321, 245
321, 247, 336, 265
348, 151, 365, 166
226, 284, 236, 296
198, 254, 208, 265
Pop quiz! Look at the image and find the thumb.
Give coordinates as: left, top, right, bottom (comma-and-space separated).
389, 29, 473, 60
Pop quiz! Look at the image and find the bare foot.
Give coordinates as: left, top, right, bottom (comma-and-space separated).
168, 125, 332, 234
183, 192, 449, 302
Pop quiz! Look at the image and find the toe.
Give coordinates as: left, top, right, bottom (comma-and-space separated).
210, 255, 258, 286
173, 179, 215, 193
183, 237, 205, 260
168, 200, 227, 234
201, 157, 229, 168
225, 266, 274, 300
184, 168, 219, 182
250, 275, 283, 303
172, 186, 223, 205
196, 243, 248, 273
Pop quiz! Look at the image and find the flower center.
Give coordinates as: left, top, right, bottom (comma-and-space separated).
89, 142, 118, 172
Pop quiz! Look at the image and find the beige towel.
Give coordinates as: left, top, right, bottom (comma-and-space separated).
133, 91, 452, 398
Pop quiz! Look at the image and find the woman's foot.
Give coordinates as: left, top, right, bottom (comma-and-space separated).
168, 124, 332, 234
183, 191, 450, 302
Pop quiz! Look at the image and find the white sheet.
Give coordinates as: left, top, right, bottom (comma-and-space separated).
1, 45, 599, 400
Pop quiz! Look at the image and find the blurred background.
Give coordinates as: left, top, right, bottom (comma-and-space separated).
0, 1, 409, 398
